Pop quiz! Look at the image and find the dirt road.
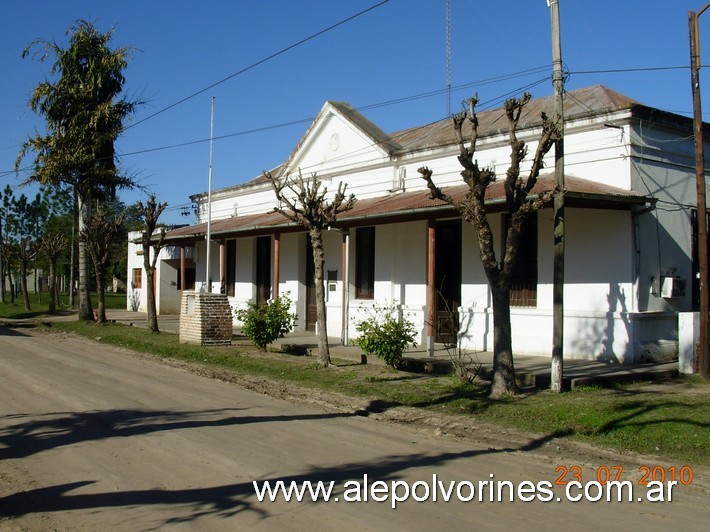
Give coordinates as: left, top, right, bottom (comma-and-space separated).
0, 325, 707, 530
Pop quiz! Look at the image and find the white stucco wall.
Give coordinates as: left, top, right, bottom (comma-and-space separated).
126, 232, 194, 315
142, 98, 707, 364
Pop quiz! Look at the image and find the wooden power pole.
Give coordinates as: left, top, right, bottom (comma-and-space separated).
549, 0, 565, 392
690, 4, 710, 379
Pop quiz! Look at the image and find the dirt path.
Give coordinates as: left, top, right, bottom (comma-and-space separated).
0, 325, 707, 530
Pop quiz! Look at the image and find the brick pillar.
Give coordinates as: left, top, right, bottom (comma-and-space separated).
179, 291, 232, 346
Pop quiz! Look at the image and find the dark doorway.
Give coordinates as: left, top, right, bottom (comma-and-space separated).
226, 240, 236, 297
435, 220, 462, 344
305, 236, 317, 331
255, 236, 271, 305
176, 267, 196, 291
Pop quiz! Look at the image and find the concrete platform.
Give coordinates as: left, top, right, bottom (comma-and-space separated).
106, 309, 679, 390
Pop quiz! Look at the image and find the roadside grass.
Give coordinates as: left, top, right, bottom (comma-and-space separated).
0, 291, 125, 319
49, 320, 710, 465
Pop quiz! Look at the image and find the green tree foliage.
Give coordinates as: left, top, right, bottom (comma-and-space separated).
235, 294, 297, 351
0, 186, 15, 303
355, 302, 417, 369
4, 192, 46, 311
40, 231, 68, 314
82, 204, 125, 323
16, 19, 139, 320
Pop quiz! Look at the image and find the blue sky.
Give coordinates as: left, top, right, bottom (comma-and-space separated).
1, 0, 709, 224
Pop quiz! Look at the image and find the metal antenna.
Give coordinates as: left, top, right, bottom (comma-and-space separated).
446, 0, 452, 116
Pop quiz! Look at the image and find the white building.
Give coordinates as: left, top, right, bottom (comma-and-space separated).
127, 85, 709, 364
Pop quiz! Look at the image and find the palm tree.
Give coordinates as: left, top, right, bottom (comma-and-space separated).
16, 20, 138, 320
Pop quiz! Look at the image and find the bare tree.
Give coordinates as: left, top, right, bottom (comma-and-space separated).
40, 231, 68, 314
136, 194, 167, 333
266, 170, 356, 368
82, 205, 125, 323
419, 93, 559, 397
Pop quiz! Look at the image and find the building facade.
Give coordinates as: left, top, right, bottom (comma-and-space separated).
127, 86, 709, 363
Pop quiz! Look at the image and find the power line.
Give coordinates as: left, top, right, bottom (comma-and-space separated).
111, 73, 554, 162
0, 68, 568, 178
125, 0, 391, 131
570, 64, 705, 75
15, 63, 695, 180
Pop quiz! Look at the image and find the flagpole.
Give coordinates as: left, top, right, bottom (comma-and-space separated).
204, 96, 215, 292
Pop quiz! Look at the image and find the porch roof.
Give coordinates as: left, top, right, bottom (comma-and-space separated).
162, 174, 648, 244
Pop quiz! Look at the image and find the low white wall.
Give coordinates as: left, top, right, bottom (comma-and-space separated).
459, 306, 676, 363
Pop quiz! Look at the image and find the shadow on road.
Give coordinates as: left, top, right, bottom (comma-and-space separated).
0, 400, 533, 525
0, 445, 526, 525
2, 397, 706, 526
0, 325, 32, 337
0, 407, 362, 460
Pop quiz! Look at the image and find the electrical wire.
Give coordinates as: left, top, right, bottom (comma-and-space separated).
3, 67, 552, 178
124, 0, 391, 131
570, 65, 699, 75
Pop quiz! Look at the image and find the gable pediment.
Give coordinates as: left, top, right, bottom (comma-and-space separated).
279, 101, 398, 179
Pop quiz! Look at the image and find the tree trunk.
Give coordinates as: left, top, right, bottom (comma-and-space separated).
48, 259, 57, 314
20, 262, 30, 311
0, 226, 4, 303
69, 221, 75, 308
55, 275, 62, 308
145, 266, 159, 332
95, 267, 106, 324
77, 194, 93, 321
489, 282, 519, 397
0, 256, 5, 304
8, 267, 15, 304
35, 268, 41, 304
311, 229, 330, 367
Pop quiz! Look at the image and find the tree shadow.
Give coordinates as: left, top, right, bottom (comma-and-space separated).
0, 407, 361, 460
597, 283, 630, 364
0, 324, 32, 337
0, 442, 545, 526
591, 400, 710, 435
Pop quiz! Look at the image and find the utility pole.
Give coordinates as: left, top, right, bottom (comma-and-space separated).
549, 0, 565, 392
690, 4, 710, 379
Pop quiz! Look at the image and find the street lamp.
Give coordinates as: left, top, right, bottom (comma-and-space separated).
689, 4, 710, 378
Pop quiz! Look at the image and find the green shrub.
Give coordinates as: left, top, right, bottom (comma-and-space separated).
355, 302, 417, 369
235, 294, 297, 351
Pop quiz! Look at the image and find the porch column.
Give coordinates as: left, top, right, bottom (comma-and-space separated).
427, 218, 436, 357
220, 239, 226, 294
341, 230, 350, 345
180, 245, 186, 291
273, 232, 280, 299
